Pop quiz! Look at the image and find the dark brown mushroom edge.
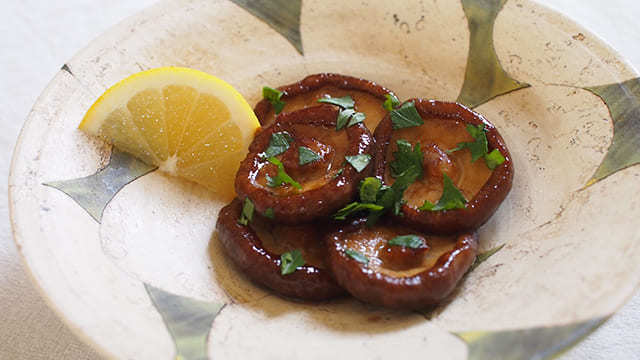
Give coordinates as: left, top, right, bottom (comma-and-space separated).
235, 105, 374, 224
255, 73, 396, 131
325, 218, 478, 310
373, 98, 514, 235
216, 198, 346, 301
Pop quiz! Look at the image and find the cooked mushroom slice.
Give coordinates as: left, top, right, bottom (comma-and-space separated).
325, 219, 478, 310
373, 99, 513, 234
255, 73, 396, 130
236, 105, 374, 224
216, 198, 345, 301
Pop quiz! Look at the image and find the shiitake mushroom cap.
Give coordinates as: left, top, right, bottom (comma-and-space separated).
255, 73, 395, 129
235, 105, 374, 224
373, 98, 514, 235
325, 218, 478, 310
216, 198, 346, 301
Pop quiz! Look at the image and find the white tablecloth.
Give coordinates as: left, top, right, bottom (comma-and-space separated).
1, 0, 638, 358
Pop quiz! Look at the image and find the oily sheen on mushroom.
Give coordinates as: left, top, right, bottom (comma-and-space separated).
373, 99, 514, 235
255, 73, 395, 131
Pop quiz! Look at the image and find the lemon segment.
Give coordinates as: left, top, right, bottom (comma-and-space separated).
79, 67, 259, 198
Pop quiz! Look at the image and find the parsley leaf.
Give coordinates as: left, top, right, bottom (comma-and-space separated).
262, 86, 286, 114
484, 149, 506, 170
418, 173, 467, 211
265, 157, 302, 189
336, 109, 367, 131
345, 249, 369, 266
448, 124, 488, 163
298, 146, 322, 165
448, 124, 506, 169
331, 202, 384, 220
237, 197, 254, 226
263, 207, 275, 219
345, 154, 371, 173
359, 177, 382, 203
383, 93, 400, 111
318, 95, 355, 109
264, 132, 294, 158
390, 101, 423, 129
388, 235, 425, 248
280, 249, 305, 275
389, 140, 423, 179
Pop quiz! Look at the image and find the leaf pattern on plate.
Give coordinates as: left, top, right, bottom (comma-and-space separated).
145, 283, 226, 360
584, 78, 640, 186
44, 148, 156, 222
457, 0, 530, 108
230, 0, 303, 55
456, 317, 607, 360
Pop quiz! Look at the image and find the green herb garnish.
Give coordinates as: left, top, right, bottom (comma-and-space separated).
265, 157, 302, 189
345, 248, 369, 266
345, 154, 371, 173
418, 173, 467, 211
484, 149, 506, 170
448, 124, 488, 162
298, 146, 322, 165
383, 93, 400, 111
280, 249, 305, 275
389, 140, 423, 178
238, 197, 254, 226
448, 124, 506, 169
318, 95, 355, 109
359, 177, 382, 203
262, 86, 286, 114
263, 207, 275, 220
388, 235, 424, 249
336, 109, 367, 130
264, 131, 294, 158
390, 101, 423, 129
331, 202, 384, 220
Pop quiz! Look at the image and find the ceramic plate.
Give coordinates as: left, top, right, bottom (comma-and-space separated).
9, 0, 640, 359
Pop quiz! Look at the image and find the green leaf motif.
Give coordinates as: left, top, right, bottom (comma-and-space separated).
584, 78, 640, 186
456, 317, 607, 360
44, 148, 156, 223
145, 284, 225, 360
457, 0, 529, 108
230, 0, 303, 54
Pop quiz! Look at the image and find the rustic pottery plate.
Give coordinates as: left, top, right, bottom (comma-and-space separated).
9, 0, 640, 359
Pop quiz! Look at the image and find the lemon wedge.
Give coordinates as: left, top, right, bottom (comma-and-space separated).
79, 67, 259, 199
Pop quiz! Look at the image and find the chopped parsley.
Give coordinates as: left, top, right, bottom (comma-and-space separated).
345, 154, 371, 173
383, 93, 400, 111
390, 101, 423, 129
332, 202, 384, 220
388, 235, 424, 249
262, 207, 275, 220
318, 95, 355, 108
389, 140, 423, 179
298, 146, 322, 165
280, 249, 305, 275
345, 248, 369, 266
484, 149, 506, 170
317, 95, 366, 131
265, 157, 302, 189
264, 131, 294, 158
448, 123, 505, 169
331, 140, 422, 225
262, 86, 286, 114
418, 173, 467, 211
237, 197, 254, 226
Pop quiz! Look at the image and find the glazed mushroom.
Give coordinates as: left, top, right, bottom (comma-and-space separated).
255, 73, 396, 130
235, 105, 374, 224
373, 98, 513, 235
216, 198, 346, 301
325, 218, 478, 310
